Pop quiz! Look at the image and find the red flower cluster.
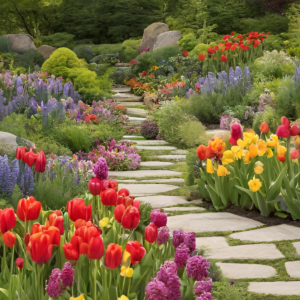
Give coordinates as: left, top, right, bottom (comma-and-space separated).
67, 198, 92, 222
83, 114, 98, 123
183, 50, 189, 57
276, 117, 299, 138
16, 147, 46, 173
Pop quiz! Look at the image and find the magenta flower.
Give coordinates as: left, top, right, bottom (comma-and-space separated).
93, 157, 108, 180
174, 243, 190, 268
157, 227, 170, 245
194, 278, 213, 295
61, 262, 74, 288
184, 232, 196, 252
150, 209, 167, 228
172, 230, 185, 248
186, 256, 210, 281
196, 292, 213, 300
145, 278, 169, 300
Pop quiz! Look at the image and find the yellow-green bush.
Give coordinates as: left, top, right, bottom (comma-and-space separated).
189, 43, 210, 56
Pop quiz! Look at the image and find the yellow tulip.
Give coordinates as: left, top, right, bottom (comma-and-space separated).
267, 148, 273, 158
217, 165, 230, 176
277, 145, 287, 157
244, 130, 258, 146
257, 140, 267, 156
70, 295, 85, 300
244, 151, 251, 163
206, 159, 214, 174
99, 217, 109, 228
248, 144, 258, 158
222, 150, 234, 165
120, 266, 134, 278
248, 176, 262, 192
267, 135, 278, 147
231, 146, 243, 160
209, 137, 226, 154
118, 296, 129, 300
254, 162, 264, 174
237, 139, 247, 148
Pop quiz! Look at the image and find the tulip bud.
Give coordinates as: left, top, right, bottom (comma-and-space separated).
101, 189, 117, 206
35, 151, 46, 172
0, 208, 16, 233
259, 122, 269, 134
121, 206, 140, 230
88, 177, 104, 196
145, 223, 158, 243
3, 231, 16, 248
24, 233, 31, 246
290, 149, 299, 160
118, 188, 130, 197
107, 180, 118, 191
125, 196, 134, 207
276, 125, 290, 138
15, 257, 24, 270
290, 125, 299, 136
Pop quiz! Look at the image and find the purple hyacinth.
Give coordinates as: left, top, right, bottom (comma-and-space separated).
92, 157, 108, 180
184, 232, 196, 253
186, 256, 210, 281
61, 262, 74, 288
157, 260, 178, 284
196, 292, 213, 300
46, 269, 62, 297
150, 209, 167, 228
174, 243, 190, 268
167, 271, 182, 300
172, 230, 185, 248
194, 278, 213, 295
145, 278, 169, 300
157, 227, 170, 246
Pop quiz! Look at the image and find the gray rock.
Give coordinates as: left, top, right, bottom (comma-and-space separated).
139, 22, 169, 52
230, 224, 300, 242
206, 129, 231, 140
248, 282, 300, 296
37, 45, 56, 60
118, 178, 184, 184
170, 150, 188, 155
138, 195, 187, 208
153, 31, 181, 50
118, 183, 178, 196
132, 140, 168, 145
285, 261, 300, 278
113, 93, 143, 102
2, 34, 36, 54
216, 263, 277, 279
0, 132, 35, 152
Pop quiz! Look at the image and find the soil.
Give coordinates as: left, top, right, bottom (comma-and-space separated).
200, 200, 300, 228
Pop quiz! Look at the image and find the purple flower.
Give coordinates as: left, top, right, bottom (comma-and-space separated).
92, 157, 108, 180
150, 209, 167, 228
61, 262, 74, 288
174, 243, 190, 268
194, 279, 213, 295
186, 256, 210, 281
46, 268, 62, 297
184, 232, 196, 253
145, 278, 169, 300
157, 261, 178, 284
167, 271, 182, 300
157, 227, 170, 246
196, 292, 213, 300
172, 230, 185, 248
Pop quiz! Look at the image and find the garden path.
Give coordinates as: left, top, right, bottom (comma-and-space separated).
111, 86, 300, 299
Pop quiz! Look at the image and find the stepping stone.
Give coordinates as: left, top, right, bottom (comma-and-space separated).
138, 195, 188, 209
154, 155, 186, 160
117, 178, 185, 183
293, 241, 300, 255
123, 135, 142, 139
109, 170, 182, 178
168, 213, 263, 233
216, 263, 276, 279
121, 102, 146, 107
164, 206, 206, 212
126, 108, 148, 117
206, 129, 230, 139
230, 224, 300, 242
132, 140, 169, 145
112, 87, 131, 93
137, 146, 177, 150
190, 199, 204, 205
113, 93, 142, 102
118, 184, 178, 196
170, 149, 188, 155
196, 237, 284, 260
127, 116, 147, 124
140, 161, 173, 167
285, 261, 300, 278
248, 282, 300, 296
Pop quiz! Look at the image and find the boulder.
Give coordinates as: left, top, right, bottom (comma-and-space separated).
139, 23, 169, 52
37, 45, 57, 60
2, 34, 36, 54
153, 31, 181, 50
0, 132, 36, 153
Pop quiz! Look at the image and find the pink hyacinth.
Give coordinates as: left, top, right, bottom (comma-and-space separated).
186, 255, 210, 281
157, 227, 170, 245
174, 243, 190, 268
150, 209, 167, 228
194, 278, 213, 295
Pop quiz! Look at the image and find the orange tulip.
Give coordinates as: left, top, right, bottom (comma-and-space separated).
248, 144, 258, 158
105, 243, 122, 269
196, 145, 207, 161
3, 231, 16, 248
260, 122, 269, 134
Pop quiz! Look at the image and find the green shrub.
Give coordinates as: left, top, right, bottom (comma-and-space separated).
14, 49, 45, 70
189, 43, 210, 56
178, 33, 199, 51
119, 39, 141, 62
91, 44, 122, 56
109, 67, 134, 85
263, 35, 284, 51
41, 47, 79, 78
287, 47, 300, 58
40, 32, 76, 49
96, 63, 111, 76
73, 45, 94, 62
0, 36, 11, 53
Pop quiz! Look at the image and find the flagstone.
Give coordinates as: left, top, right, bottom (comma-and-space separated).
137, 145, 177, 150
170, 149, 188, 155
216, 263, 277, 279
123, 135, 142, 139
163, 206, 206, 212
168, 212, 263, 233
230, 224, 300, 242
285, 261, 300, 278
112, 87, 131, 93
154, 155, 186, 160
248, 282, 300, 296
109, 169, 182, 178
293, 241, 300, 255
138, 195, 188, 208
132, 140, 169, 145
196, 237, 284, 260
127, 116, 147, 124
117, 178, 185, 183
140, 161, 173, 167
118, 183, 178, 195
126, 108, 148, 117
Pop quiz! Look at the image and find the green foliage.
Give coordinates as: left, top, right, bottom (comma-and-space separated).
287, 47, 300, 57
40, 32, 76, 49
119, 39, 140, 62
252, 106, 280, 134
185, 148, 199, 186
263, 35, 284, 51
0, 36, 11, 53
189, 43, 210, 56
178, 33, 199, 51
41, 47, 79, 78
109, 67, 134, 85
91, 44, 122, 56
151, 46, 179, 63
212, 282, 241, 300
14, 49, 45, 70
73, 45, 94, 62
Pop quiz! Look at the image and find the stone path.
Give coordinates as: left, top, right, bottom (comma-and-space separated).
114, 85, 300, 298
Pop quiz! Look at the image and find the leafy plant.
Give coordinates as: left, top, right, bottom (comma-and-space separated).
73, 45, 94, 62
14, 49, 45, 70
40, 32, 76, 49
141, 120, 159, 140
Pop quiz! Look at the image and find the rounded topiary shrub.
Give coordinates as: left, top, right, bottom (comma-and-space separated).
141, 121, 159, 140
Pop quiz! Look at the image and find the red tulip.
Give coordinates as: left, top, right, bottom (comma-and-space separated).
67, 198, 92, 222
121, 206, 140, 230
198, 53, 206, 61
125, 241, 146, 265
277, 155, 286, 162
17, 197, 42, 222
114, 204, 126, 223
133, 200, 140, 209
48, 211, 64, 235
35, 151, 46, 172
197, 145, 207, 161
207, 47, 215, 55
63, 235, 80, 261
23, 148, 38, 167
141, 71, 148, 77
41, 226, 61, 246
260, 122, 269, 134
276, 117, 299, 138
107, 180, 118, 191
117, 195, 126, 205
29, 232, 53, 264
88, 177, 105, 196
3, 231, 16, 248
230, 123, 243, 145
290, 125, 299, 136
16, 147, 27, 161
221, 55, 227, 62
145, 223, 158, 243
15, 257, 24, 270
281, 117, 290, 128
118, 188, 130, 197
290, 149, 299, 160
105, 243, 122, 269
87, 236, 104, 260
276, 125, 290, 138
24, 233, 31, 246
0, 208, 16, 233
125, 196, 134, 207
101, 189, 117, 206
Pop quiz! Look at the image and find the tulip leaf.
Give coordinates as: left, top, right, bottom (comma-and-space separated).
205, 184, 224, 210
265, 165, 287, 202
274, 212, 288, 218
0, 288, 8, 298
290, 171, 300, 189
229, 178, 239, 206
